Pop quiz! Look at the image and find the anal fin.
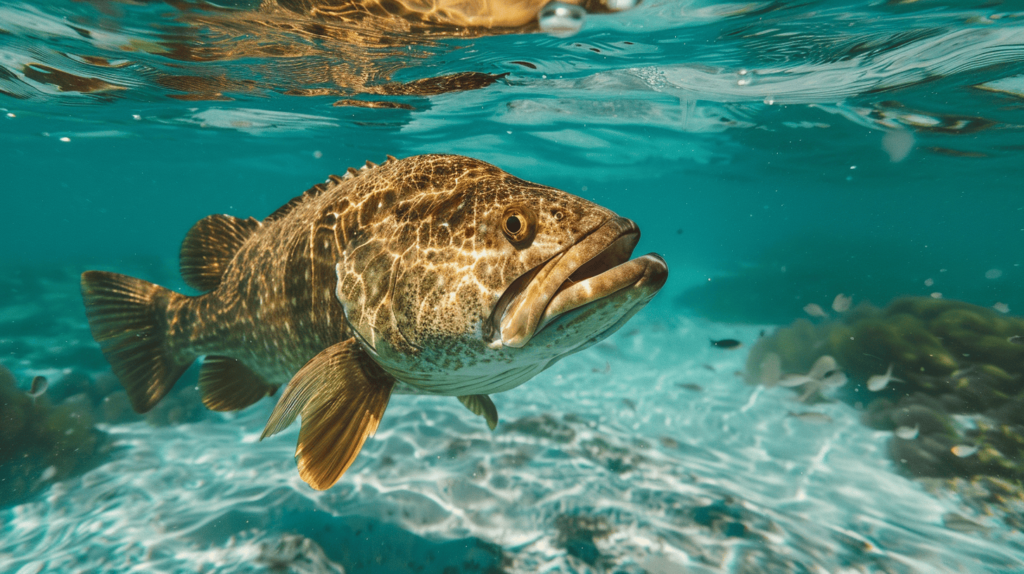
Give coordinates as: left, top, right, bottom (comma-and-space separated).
458, 394, 499, 430
261, 339, 394, 490
199, 356, 278, 412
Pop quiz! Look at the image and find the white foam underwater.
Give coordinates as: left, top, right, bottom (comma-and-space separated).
3, 311, 1024, 573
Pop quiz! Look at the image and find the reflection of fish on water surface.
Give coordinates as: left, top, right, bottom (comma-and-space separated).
81, 154, 668, 490
13, 0, 636, 102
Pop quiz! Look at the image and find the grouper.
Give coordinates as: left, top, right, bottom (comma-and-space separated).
81, 154, 668, 490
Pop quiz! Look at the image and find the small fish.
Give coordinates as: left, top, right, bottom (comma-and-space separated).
1008, 335, 1023, 345
787, 411, 833, 424
621, 398, 636, 411
894, 424, 919, 440
39, 465, 57, 482
866, 364, 903, 392
951, 445, 978, 458
710, 338, 742, 350
831, 293, 852, 313
81, 154, 669, 491
807, 355, 839, 380
676, 383, 703, 392
27, 376, 48, 404
759, 329, 766, 338
942, 512, 989, 534
803, 303, 828, 318
702, 363, 716, 372
821, 371, 848, 387
779, 374, 816, 388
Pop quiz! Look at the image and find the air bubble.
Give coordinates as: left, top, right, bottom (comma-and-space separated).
604, 0, 639, 10
539, 2, 586, 38
763, 96, 775, 105
736, 68, 753, 86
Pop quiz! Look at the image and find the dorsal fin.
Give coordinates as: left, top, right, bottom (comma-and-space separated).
179, 214, 260, 292
264, 182, 329, 223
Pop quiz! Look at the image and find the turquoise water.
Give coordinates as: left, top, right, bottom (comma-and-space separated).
2, 0, 1024, 572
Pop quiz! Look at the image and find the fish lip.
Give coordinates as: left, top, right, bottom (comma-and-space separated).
496, 217, 665, 348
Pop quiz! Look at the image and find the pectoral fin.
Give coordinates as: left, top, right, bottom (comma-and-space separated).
261, 338, 394, 490
458, 394, 499, 431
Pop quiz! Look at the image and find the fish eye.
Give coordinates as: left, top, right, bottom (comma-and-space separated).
500, 206, 536, 245
505, 215, 522, 234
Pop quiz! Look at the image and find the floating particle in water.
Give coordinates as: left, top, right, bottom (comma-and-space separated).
6, 112, 14, 118
993, 302, 1010, 314
702, 363, 716, 372
985, 268, 1003, 279
59, 136, 70, 142
313, 150, 323, 159
803, 303, 828, 318
1009, 335, 1024, 345
831, 293, 852, 313
924, 278, 934, 286
539, 2, 585, 37
951, 445, 978, 458
763, 96, 775, 105
895, 424, 919, 440
930, 292, 942, 299
621, 398, 636, 411
736, 68, 753, 86
882, 130, 915, 163
675, 382, 703, 392
710, 338, 742, 350
132, 114, 141, 120
867, 364, 902, 391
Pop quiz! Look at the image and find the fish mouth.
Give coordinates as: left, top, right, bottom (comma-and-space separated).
494, 217, 668, 348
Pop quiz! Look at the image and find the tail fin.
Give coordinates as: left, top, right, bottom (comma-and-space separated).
81, 271, 195, 413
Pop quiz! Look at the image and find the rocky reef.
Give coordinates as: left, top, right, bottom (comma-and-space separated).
745, 296, 1024, 525
0, 364, 110, 507
0, 363, 212, 508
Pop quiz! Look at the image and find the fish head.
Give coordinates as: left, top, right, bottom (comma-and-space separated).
334, 154, 667, 394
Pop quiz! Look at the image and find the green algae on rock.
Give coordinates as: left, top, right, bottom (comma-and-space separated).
745, 296, 1024, 525
0, 364, 111, 508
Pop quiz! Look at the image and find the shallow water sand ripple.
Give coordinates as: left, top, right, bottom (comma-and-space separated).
3, 316, 1023, 573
